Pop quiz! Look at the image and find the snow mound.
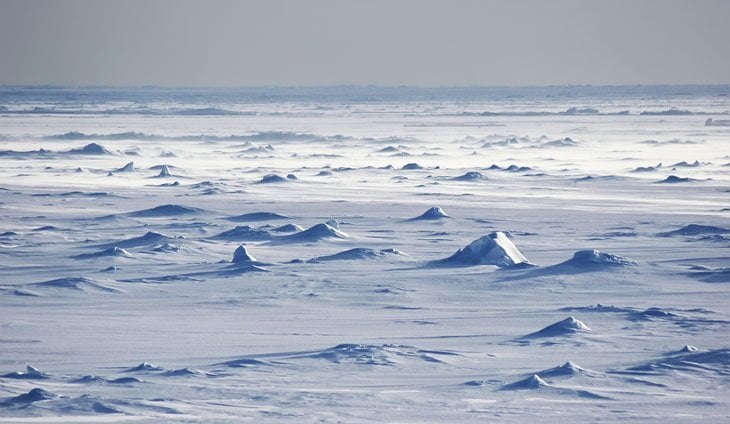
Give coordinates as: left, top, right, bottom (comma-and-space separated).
658, 224, 729, 237
106, 231, 172, 248
435, 231, 530, 268
150, 243, 180, 252
310, 247, 408, 262
232, 245, 257, 264
500, 374, 550, 390
543, 137, 581, 147
155, 164, 173, 177
401, 163, 423, 170
632, 162, 662, 172
160, 368, 208, 377
656, 175, 692, 183
2, 365, 49, 379
560, 249, 637, 267
30, 277, 122, 293
128, 204, 202, 217
257, 174, 287, 184
679, 345, 701, 353
537, 361, 594, 378
296, 344, 448, 366
688, 266, 730, 283
670, 160, 701, 168
627, 348, 730, 375
213, 225, 273, 241
275, 223, 351, 243
71, 375, 142, 384
270, 223, 304, 233
115, 161, 135, 172
407, 206, 451, 221
2, 388, 58, 405
451, 171, 487, 181
72, 246, 133, 259
123, 362, 163, 373
524, 317, 592, 338
219, 358, 269, 368
228, 211, 290, 222
503, 164, 532, 172
67, 143, 112, 155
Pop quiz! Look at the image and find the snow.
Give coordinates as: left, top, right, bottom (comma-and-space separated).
0, 85, 728, 422
436, 231, 530, 267
523, 316, 593, 338
231, 245, 257, 264
407, 206, 451, 221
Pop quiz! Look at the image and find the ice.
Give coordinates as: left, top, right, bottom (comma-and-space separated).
406, 206, 451, 221
435, 231, 530, 267
115, 161, 135, 172
227, 212, 290, 222
0, 85, 728, 422
128, 204, 202, 217
231, 244, 257, 264
273, 222, 351, 243
523, 317, 593, 338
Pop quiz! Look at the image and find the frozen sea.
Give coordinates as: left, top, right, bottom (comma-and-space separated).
0, 85, 728, 422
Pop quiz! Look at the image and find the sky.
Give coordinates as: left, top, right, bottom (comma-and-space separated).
1, 0, 729, 87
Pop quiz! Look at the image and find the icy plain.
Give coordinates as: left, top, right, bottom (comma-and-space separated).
0, 86, 728, 422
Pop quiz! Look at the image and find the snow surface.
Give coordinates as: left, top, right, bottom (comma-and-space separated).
0, 85, 729, 422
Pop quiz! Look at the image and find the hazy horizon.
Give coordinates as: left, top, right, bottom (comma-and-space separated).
2, 0, 729, 87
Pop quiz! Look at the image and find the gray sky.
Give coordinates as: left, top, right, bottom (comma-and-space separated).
1, 0, 729, 86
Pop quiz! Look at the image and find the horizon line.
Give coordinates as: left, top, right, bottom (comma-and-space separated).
2, 83, 730, 91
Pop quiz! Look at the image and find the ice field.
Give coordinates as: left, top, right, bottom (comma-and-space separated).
0, 85, 728, 422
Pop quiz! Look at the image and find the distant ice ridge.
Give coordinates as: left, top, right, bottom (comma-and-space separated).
127, 204, 201, 217
473, 134, 580, 149
287, 343, 452, 366
227, 211, 290, 222
0, 142, 113, 157
40, 130, 352, 142
435, 231, 530, 267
